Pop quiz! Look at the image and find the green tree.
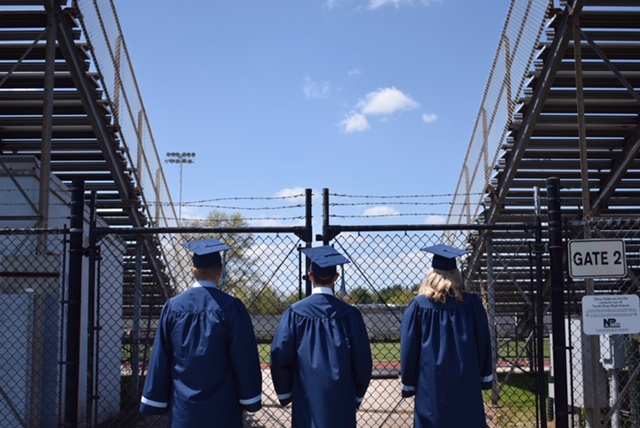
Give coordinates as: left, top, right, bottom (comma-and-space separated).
184, 211, 253, 264
345, 286, 375, 305
184, 211, 297, 314
376, 284, 415, 305
242, 285, 286, 315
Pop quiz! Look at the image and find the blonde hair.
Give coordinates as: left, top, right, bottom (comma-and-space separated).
418, 267, 464, 303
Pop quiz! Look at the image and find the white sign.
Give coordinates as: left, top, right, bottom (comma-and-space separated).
582, 295, 640, 335
568, 239, 626, 278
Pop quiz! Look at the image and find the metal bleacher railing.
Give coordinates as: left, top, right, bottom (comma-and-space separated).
447, 0, 550, 225
75, 0, 178, 228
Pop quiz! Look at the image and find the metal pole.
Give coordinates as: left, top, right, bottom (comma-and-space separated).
574, 20, 602, 427
38, 7, 56, 233
322, 188, 330, 246
547, 177, 569, 428
64, 179, 84, 427
86, 191, 98, 425
133, 238, 143, 393
486, 237, 500, 405
300, 189, 313, 300
164, 152, 196, 225
534, 186, 548, 427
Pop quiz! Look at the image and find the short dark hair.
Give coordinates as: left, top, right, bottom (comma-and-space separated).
310, 271, 336, 286
192, 264, 222, 281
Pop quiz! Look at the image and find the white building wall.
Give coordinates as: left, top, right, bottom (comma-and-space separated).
0, 156, 125, 426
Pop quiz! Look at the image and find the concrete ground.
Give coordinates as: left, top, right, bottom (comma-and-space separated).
130, 369, 500, 427
241, 369, 414, 427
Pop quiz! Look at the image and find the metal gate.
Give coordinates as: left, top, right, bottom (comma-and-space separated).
80, 188, 549, 428
0, 189, 564, 427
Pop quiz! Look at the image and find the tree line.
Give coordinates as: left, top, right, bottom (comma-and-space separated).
184, 210, 419, 315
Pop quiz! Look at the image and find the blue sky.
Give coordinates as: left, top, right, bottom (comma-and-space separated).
114, 0, 511, 226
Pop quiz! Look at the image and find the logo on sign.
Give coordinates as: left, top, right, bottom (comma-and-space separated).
603, 318, 621, 328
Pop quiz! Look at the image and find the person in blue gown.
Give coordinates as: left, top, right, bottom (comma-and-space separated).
140, 238, 262, 427
400, 244, 493, 428
270, 245, 372, 428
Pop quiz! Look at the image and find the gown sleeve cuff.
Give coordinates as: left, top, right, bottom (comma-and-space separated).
277, 392, 292, 407
140, 396, 169, 415
481, 374, 493, 390
240, 393, 262, 412
401, 384, 416, 398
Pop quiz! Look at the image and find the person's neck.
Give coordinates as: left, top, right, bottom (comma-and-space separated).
312, 285, 334, 295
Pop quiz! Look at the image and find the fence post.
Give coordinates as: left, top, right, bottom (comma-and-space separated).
486, 235, 500, 405
322, 188, 330, 245
86, 191, 98, 426
547, 177, 568, 428
64, 178, 84, 427
534, 186, 548, 427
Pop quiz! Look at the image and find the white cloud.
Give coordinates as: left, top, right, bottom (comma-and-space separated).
358, 87, 419, 115
303, 77, 330, 99
248, 217, 305, 228
176, 205, 203, 221
425, 214, 446, 224
327, 0, 442, 11
348, 68, 361, 77
324, 0, 340, 9
422, 112, 437, 123
339, 112, 370, 133
339, 87, 418, 133
363, 206, 400, 217
368, 0, 407, 9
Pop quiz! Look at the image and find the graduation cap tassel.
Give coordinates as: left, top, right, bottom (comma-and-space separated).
340, 264, 346, 297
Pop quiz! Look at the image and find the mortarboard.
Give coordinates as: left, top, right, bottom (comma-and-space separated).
300, 245, 350, 278
421, 244, 467, 271
183, 237, 230, 268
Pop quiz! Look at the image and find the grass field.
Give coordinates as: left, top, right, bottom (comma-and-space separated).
484, 371, 548, 428
258, 341, 400, 364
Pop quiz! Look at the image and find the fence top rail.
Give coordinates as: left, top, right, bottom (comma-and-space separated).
0, 227, 69, 235
92, 225, 309, 236
325, 223, 535, 233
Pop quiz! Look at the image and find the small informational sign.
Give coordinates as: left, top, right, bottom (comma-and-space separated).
582, 294, 640, 335
568, 239, 627, 278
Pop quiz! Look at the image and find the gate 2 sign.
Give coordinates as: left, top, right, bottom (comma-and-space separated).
568, 239, 627, 279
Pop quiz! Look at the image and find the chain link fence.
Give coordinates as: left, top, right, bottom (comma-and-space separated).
2, 218, 640, 427
98, 224, 548, 428
553, 218, 640, 428
0, 228, 126, 428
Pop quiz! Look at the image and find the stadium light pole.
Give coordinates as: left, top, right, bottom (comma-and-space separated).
164, 152, 196, 225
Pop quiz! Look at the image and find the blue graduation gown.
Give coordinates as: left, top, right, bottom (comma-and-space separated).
270, 289, 372, 428
140, 281, 262, 428
400, 292, 493, 428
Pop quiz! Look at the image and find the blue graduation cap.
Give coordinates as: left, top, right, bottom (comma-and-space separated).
300, 245, 350, 278
421, 244, 467, 271
182, 237, 230, 268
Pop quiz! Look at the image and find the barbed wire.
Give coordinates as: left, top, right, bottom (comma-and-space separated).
331, 212, 456, 219
330, 201, 454, 206
0, 189, 547, 223
329, 192, 469, 199
187, 193, 307, 203
182, 203, 306, 211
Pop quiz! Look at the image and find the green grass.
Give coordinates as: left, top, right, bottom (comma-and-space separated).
498, 338, 551, 360
259, 341, 400, 364
484, 371, 546, 428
